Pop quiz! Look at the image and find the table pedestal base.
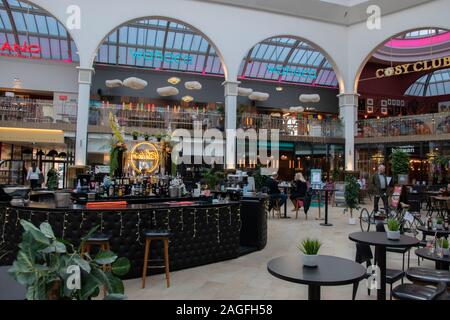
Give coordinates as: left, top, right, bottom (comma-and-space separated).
308, 285, 321, 300
375, 246, 387, 300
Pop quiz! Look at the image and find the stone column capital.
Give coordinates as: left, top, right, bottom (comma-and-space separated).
222, 81, 241, 97
338, 93, 360, 108
77, 67, 95, 85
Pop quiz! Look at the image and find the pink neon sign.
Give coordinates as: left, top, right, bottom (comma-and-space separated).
385, 32, 450, 48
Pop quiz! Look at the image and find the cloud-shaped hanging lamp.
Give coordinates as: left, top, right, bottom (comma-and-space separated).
157, 86, 180, 97
123, 77, 148, 90
249, 92, 270, 101
185, 81, 202, 90
105, 79, 123, 88
299, 94, 320, 103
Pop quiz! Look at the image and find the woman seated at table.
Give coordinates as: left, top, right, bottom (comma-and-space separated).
290, 173, 308, 211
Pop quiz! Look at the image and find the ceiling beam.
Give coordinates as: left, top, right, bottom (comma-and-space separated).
2, 0, 20, 45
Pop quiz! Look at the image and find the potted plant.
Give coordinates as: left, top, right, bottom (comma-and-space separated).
132, 131, 140, 141
390, 149, 410, 185
440, 238, 449, 256
46, 168, 60, 191
386, 218, 401, 240
344, 175, 360, 225
435, 217, 444, 230
143, 133, 150, 141
9, 220, 130, 300
298, 238, 322, 268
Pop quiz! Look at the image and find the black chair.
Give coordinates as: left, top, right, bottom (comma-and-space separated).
352, 243, 405, 300
392, 282, 447, 300
406, 267, 450, 287
376, 222, 411, 271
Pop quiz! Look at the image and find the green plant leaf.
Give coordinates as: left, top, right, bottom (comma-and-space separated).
104, 294, 127, 300
80, 272, 103, 300
81, 225, 100, 242
39, 222, 55, 239
111, 257, 130, 277
106, 273, 124, 294
91, 267, 112, 293
73, 256, 91, 273
20, 220, 50, 246
95, 250, 118, 265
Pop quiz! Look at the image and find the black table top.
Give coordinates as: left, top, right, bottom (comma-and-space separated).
417, 226, 450, 236
415, 248, 450, 263
267, 255, 366, 286
349, 232, 420, 248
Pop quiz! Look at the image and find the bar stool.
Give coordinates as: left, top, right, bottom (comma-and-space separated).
142, 230, 171, 289
80, 233, 112, 272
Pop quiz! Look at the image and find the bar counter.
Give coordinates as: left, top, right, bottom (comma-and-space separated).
0, 200, 242, 279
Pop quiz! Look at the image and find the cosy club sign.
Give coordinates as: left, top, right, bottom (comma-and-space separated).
0, 41, 41, 55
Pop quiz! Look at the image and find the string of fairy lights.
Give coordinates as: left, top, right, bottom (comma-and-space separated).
0, 205, 242, 247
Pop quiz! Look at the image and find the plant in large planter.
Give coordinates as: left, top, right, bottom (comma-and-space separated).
46, 168, 60, 191
9, 220, 130, 300
390, 149, 410, 184
298, 238, 322, 268
386, 218, 401, 240
435, 217, 444, 230
344, 175, 360, 225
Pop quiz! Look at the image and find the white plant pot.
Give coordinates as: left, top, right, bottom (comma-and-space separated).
387, 230, 400, 240
302, 254, 318, 268
443, 248, 449, 256
349, 218, 356, 225
436, 224, 443, 230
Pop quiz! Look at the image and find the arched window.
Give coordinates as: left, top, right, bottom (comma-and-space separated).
405, 68, 450, 97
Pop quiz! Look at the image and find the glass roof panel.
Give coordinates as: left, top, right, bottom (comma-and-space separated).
239, 36, 337, 87
405, 68, 450, 97
0, 0, 78, 62
96, 18, 223, 75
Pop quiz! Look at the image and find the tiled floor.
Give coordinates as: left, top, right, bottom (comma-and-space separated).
124, 199, 433, 300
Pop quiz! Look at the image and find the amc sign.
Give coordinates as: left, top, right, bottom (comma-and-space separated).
0, 41, 41, 55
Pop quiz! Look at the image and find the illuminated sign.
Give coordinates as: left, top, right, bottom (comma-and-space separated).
376, 56, 450, 78
130, 142, 160, 174
266, 66, 317, 79
0, 41, 41, 54
131, 49, 193, 65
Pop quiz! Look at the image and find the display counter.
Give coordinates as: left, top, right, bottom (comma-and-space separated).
0, 200, 242, 279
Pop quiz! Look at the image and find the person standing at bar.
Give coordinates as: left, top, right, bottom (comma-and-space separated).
370, 164, 389, 214
27, 162, 41, 190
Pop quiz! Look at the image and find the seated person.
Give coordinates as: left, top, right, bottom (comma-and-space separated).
290, 173, 308, 211
266, 173, 287, 211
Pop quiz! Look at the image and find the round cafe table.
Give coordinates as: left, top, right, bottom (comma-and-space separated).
415, 248, 450, 270
417, 225, 450, 238
349, 232, 419, 300
267, 255, 366, 300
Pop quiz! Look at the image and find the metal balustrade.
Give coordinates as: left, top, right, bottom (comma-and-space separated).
0, 98, 344, 139
356, 112, 450, 139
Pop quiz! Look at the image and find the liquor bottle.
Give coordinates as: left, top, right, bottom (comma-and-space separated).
427, 217, 432, 230
118, 185, 123, 197
109, 183, 114, 198
444, 216, 449, 230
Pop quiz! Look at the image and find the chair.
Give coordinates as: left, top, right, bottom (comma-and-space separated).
142, 230, 171, 289
333, 182, 346, 207
295, 199, 307, 220
376, 222, 411, 271
352, 243, 405, 300
269, 197, 282, 218
80, 233, 112, 272
406, 267, 450, 288
392, 282, 447, 300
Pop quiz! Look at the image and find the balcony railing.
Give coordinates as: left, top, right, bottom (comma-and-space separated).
237, 113, 344, 138
0, 98, 344, 139
356, 112, 450, 139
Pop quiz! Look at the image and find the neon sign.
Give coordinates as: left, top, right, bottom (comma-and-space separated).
0, 41, 41, 54
131, 49, 193, 65
266, 66, 317, 79
130, 142, 160, 174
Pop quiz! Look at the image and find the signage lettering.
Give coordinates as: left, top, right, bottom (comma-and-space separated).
0, 41, 41, 54
130, 142, 160, 174
131, 49, 193, 65
376, 56, 450, 78
266, 66, 317, 79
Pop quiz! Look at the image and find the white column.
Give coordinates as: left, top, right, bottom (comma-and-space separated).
75, 67, 94, 166
223, 81, 240, 170
338, 93, 359, 172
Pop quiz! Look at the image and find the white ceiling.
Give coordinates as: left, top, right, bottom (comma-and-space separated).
192, 0, 437, 25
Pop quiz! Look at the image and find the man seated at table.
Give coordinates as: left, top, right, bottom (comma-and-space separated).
267, 173, 287, 211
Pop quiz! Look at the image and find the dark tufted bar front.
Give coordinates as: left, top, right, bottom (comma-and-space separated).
0, 201, 242, 279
